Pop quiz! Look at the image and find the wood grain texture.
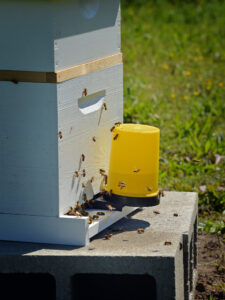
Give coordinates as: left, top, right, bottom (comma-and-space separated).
0, 53, 122, 83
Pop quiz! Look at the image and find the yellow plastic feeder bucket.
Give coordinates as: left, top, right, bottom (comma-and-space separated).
104, 123, 160, 207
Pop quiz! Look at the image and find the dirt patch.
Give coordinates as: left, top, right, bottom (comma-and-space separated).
195, 231, 225, 299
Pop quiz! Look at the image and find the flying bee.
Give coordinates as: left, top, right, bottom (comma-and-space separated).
58, 131, 63, 139
164, 240, 172, 245
67, 207, 75, 215
81, 154, 85, 161
93, 215, 99, 220
103, 103, 107, 110
107, 205, 113, 211
97, 211, 105, 216
158, 189, 165, 197
74, 171, 79, 177
110, 126, 115, 132
153, 210, 160, 215
115, 122, 121, 126
92, 136, 96, 142
82, 88, 88, 96
75, 201, 81, 211
104, 233, 112, 240
118, 181, 126, 189
82, 169, 86, 177
90, 176, 94, 183
147, 186, 152, 192
137, 228, 144, 234
173, 212, 178, 217
113, 134, 119, 140
99, 169, 106, 176
83, 193, 87, 202
133, 169, 140, 173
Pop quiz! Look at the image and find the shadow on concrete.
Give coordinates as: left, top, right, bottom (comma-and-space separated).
0, 240, 82, 256
91, 208, 151, 241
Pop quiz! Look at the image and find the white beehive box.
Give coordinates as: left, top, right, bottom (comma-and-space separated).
0, 0, 135, 246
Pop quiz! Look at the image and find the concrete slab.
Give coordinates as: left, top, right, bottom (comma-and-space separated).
0, 191, 198, 300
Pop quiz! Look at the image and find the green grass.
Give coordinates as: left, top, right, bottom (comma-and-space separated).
121, 0, 225, 233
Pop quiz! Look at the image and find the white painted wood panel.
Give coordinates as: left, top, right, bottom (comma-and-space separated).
57, 64, 123, 215
0, 0, 120, 72
0, 82, 59, 216
53, 0, 121, 70
0, 1, 54, 71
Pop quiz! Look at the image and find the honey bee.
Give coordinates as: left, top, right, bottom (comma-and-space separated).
81, 154, 85, 161
173, 212, 178, 217
90, 176, 94, 183
147, 186, 152, 192
74, 171, 79, 177
153, 210, 160, 214
180, 243, 183, 250
133, 169, 140, 173
99, 169, 106, 176
82, 88, 88, 96
82, 169, 86, 177
88, 216, 93, 224
67, 207, 75, 215
115, 122, 121, 126
104, 233, 112, 240
75, 201, 81, 211
75, 211, 82, 217
103, 103, 107, 110
81, 211, 89, 216
110, 126, 115, 132
92, 136, 96, 142
158, 190, 165, 197
137, 228, 145, 234
104, 174, 108, 184
164, 240, 172, 245
118, 181, 126, 189
83, 193, 87, 202
81, 203, 86, 210
58, 131, 63, 139
97, 211, 105, 216
113, 134, 119, 140
107, 205, 113, 211
93, 215, 99, 220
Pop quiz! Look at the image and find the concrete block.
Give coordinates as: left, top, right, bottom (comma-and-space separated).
0, 191, 198, 300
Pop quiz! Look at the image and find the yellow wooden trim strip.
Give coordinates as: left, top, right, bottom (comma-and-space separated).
55, 53, 122, 82
0, 53, 122, 84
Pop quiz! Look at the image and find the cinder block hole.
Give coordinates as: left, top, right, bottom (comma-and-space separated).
0, 273, 56, 300
71, 274, 157, 300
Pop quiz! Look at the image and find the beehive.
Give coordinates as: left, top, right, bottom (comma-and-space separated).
0, 0, 135, 246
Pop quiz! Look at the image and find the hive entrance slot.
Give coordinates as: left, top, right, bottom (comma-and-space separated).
78, 90, 105, 115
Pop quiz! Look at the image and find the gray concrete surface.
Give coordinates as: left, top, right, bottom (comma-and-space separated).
0, 191, 198, 300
